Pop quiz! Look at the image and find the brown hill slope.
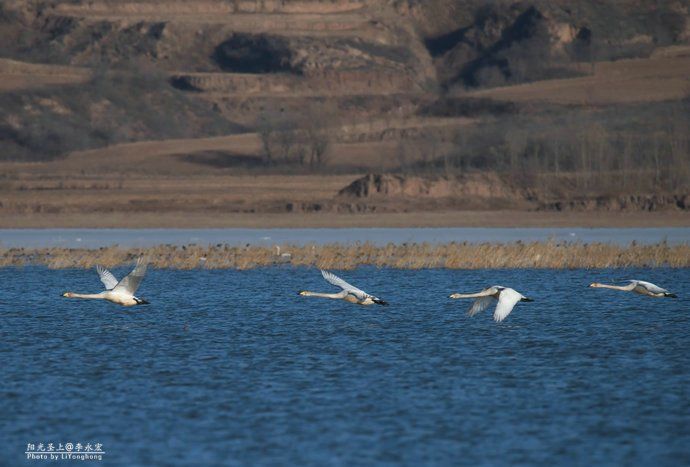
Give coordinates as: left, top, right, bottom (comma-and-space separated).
0, 0, 689, 227
468, 46, 690, 105
2, 0, 688, 161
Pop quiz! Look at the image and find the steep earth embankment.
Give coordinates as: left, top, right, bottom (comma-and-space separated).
337, 174, 690, 212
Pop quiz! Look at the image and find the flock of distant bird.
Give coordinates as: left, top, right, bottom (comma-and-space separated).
62, 258, 678, 323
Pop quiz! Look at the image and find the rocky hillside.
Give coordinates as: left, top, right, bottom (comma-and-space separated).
338, 172, 519, 200
0, 0, 688, 161
405, 0, 689, 88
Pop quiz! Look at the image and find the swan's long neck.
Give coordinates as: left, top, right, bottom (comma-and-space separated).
593, 283, 635, 291
67, 292, 107, 299
301, 291, 345, 299
450, 292, 492, 299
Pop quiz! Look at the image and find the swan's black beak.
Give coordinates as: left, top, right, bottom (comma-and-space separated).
521, 297, 534, 302
374, 299, 388, 306
136, 298, 150, 305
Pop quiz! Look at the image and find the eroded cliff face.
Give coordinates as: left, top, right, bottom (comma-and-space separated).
2, 1, 429, 75
338, 173, 518, 199
333, 172, 532, 211
335, 174, 690, 212
0, 0, 687, 162
400, 0, 688, 88
5, 0, 677, 92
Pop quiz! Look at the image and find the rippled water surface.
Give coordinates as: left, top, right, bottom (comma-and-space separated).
3, 267, 690, 465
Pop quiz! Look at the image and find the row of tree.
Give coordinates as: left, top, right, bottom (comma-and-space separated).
398, 100, 690, 194
256, 107, 334, 169
254, 97, 689, 195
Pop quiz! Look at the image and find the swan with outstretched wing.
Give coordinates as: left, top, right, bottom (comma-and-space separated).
299, 270, 388, 306
449, 285, 532, 322
589, 280, 677, 298
63, 257, 150, 307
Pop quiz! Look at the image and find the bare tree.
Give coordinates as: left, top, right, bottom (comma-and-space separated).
652, 133, 661, 187
257, 110, 299, 166
300, 103, 337, 170
396, 141, 411, 174
505, 128, 526, 173
257, 113, 277, 166
275, 129, 298, 164
305, 126, 331, 168
621, 134, 633, 190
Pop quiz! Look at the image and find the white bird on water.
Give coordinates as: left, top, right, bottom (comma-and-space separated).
62, 258, 150, 307
299, 269, 388, 306
589, 280, 677, 298
449, 286, 533, 322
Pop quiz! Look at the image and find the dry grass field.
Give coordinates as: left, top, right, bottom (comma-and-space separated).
4, 198, 681, 228
2, 241, 688, 269
468, 46, 690, 105
2, 116, 469, 174
0, 173, 351, 218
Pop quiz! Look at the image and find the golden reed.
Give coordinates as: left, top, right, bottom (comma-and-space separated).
1, 242, 688, 269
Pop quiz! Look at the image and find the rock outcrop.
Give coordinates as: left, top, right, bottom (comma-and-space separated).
329, 172, 533, 211
337, 174, 690, 212
338, 173, 523, 202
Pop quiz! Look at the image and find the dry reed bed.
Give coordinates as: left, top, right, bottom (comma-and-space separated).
0, 242, 688, 269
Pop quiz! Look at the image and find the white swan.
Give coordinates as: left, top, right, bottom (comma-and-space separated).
449, 286, 533, 322
62, 258, 150, 306
589, 280, 677, 298
299, 269, 388, 306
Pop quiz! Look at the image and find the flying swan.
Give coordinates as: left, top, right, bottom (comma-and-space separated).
299, 269, 388, 306
449, 286, 533, 322
62, 257, 150, 306
589, 280, 677, 298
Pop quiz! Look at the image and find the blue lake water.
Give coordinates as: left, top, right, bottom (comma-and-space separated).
3, 266, 690, 465
0, 227, 689, 248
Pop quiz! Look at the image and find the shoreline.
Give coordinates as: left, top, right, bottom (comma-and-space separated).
1, 210, 689, 229
1, 226, 689, 249
3, 242, 689, 269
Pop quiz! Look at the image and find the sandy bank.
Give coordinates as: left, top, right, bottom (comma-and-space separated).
2, 210, 690, 229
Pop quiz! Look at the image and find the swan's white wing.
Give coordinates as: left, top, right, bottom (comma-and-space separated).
113, 258, 147, 295
96, 265, 119, 290
494, 288, 522, 323
321, 270, 368, 299
629, 280, 668, 294
468, 296, 496, 317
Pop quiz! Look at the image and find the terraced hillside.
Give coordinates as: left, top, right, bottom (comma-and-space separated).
0, 0, 689, 226
3, 0, 688, 157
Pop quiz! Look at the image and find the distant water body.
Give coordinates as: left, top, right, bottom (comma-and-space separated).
1, 227, 688, 248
